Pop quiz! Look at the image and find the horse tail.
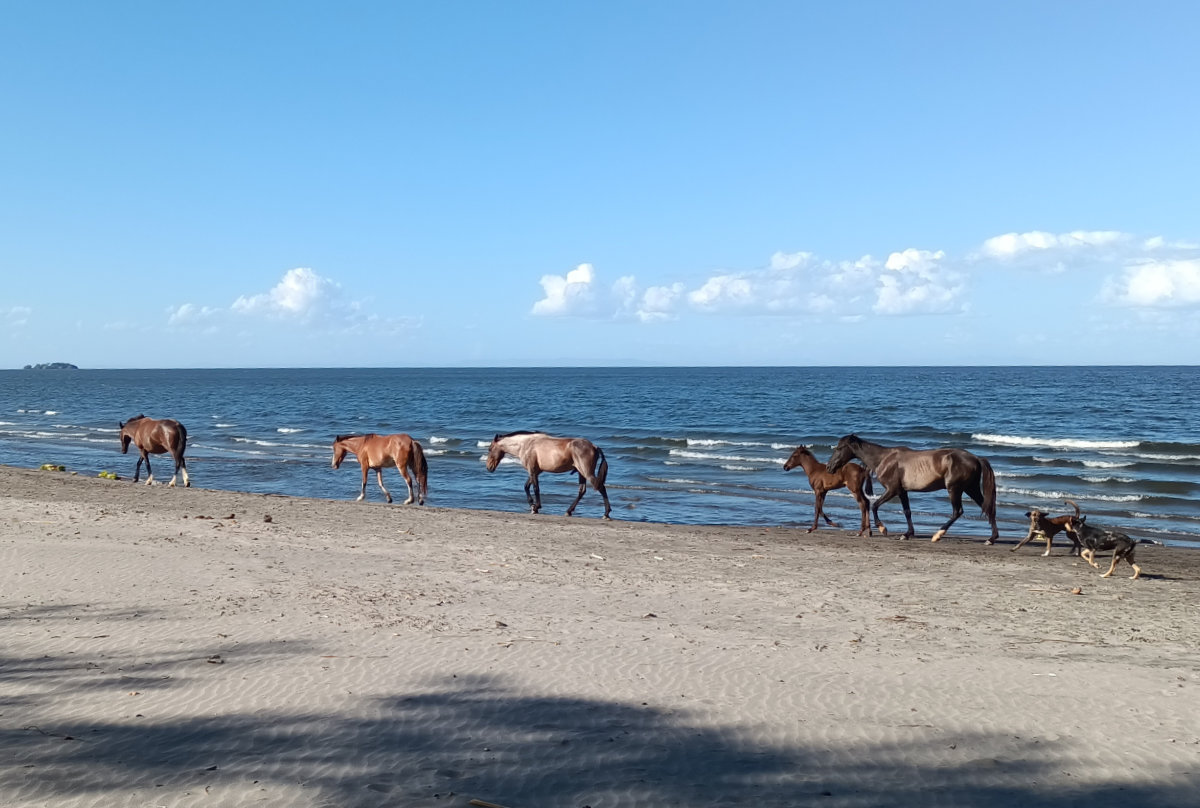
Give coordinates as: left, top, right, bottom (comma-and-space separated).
595, 446, 608, 487
410, 439, 429, 503
863, 469, 874, 497
979, 457, 997, 519
177, 423, 189, 455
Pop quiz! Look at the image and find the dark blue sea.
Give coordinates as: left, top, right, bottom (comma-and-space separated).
2, 367, 1197, 547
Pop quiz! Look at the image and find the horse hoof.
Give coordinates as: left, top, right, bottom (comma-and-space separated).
878, 526, 888, 536
930, 531, 945, 542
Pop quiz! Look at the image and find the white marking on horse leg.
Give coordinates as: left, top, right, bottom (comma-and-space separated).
168, 474, 177, 487
182, 467, 190, 487
931, 529, 945, 542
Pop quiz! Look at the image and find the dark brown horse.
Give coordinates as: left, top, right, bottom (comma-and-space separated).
825, 434, 998, 543
332, 433, 428, 505
118, 415, 190, 487
485, 431, 611, 519
783, 445, 874, 536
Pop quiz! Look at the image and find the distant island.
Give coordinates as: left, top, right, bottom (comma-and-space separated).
23, 362, 79, 370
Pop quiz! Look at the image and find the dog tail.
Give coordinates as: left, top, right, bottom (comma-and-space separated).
1064, 499, 1080, 518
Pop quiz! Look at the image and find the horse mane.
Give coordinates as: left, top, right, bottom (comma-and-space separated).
125, 414, 147, 423
334, 433, 371, 442
494, 430, 543, 440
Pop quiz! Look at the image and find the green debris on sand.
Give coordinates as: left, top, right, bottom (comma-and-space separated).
98, 471, 119, 479
39, 463, 67, 472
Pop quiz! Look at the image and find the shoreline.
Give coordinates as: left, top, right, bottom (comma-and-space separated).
3, 464, 1199, 806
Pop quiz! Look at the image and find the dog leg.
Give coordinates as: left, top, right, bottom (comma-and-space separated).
1130, 562, 1143, 580
1081, 549, 1100, 569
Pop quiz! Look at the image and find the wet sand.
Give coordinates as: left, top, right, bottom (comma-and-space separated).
2, 464, 1199, 807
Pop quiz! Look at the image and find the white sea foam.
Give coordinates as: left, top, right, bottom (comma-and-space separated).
973, 433, 1140, 450
0, 421, 13, 425
44, 411, 58, 416
276, 427, 304, 434
686, 438, 769, 448
647, 477, 710, 486
670, 448, 785, 465
999, 485, 1143, 503
1081, 460, 1133, 469
429, 436, 450, 444
215, 423, 236, 428
1132, 452, 1200, 462
477, 440, 491, 448
720, 464, 757, 471
233, 437, 279, 447
1081, 476, 1125, 483
425, 448, 447, 456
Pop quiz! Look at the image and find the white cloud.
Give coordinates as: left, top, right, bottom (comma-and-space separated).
1102, 258, 1200, 307
688, 275, 754, 310
166, 302, 219, 325
166, 267, 414, 335
233, 267, 340, 319
769, 251, 813, 270
875, 249, 964, 315
981, 229, 1125, 258
4, 306, 31, 328
532, 263, 597, 316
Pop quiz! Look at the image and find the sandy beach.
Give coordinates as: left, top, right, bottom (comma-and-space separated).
2, 465, 1199, 808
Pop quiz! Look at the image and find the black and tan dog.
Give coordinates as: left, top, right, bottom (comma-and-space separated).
1063, 515, 1143, 579
1012, 499, 1083, 557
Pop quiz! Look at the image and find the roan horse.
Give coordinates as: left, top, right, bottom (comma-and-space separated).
783, 445, 874, 536
332, 434, 428, 505
118, 415, 190, 487
485, 431, 611, 519
825, 434, 998, 543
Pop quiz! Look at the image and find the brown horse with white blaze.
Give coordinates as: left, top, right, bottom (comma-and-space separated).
332, 433, 428, 505
783, 445, 874, 535
825, 434, 998, 543
485, 431, 611, 519
119, 415, 190, 487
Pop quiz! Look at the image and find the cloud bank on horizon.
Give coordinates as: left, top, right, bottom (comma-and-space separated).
530, 229, 1200, 321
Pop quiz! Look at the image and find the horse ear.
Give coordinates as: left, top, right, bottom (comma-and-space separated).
118, 421, 124, 429
493, 434, 501, 442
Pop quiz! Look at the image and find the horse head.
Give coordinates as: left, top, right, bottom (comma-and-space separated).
782, 446, 813, 472
331, 436, 351, 469
825, 434, 862, 472
118, 421, 132, 453
484, 436, 505, 472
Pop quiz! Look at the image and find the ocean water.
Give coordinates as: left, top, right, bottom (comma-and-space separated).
1, 366, 1197, 547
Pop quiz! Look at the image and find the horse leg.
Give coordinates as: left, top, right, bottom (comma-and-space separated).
898, 490, 915, 539
808, 489, 832, 532
376, 469, 393, 504
167, 452, 180, 487
398, 465, 415, 505
357, 464, 368, 501
132, 454, 143, 483
871, 486, 901, 536
852, 486, 871, 537
964, 482, 996, 544
142, 452, 154, 485
525, 470, 544, 513
178, 453, 190, 488
931, 488, 965, 542
566, 472, 586, 517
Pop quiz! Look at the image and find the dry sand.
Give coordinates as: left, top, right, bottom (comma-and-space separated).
2, 464, 1199, 808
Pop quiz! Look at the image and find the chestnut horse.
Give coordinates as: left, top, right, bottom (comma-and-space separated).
783, 445, 874, 536
825, 434, 998, 543
332, 433, 428, 505
118, 415, 190, 487
485, 431, 611, 519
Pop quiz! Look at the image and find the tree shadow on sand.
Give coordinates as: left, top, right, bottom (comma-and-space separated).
2, 672, 1196, 808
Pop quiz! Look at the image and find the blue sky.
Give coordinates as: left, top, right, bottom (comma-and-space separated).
2, 1, 1198, 368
